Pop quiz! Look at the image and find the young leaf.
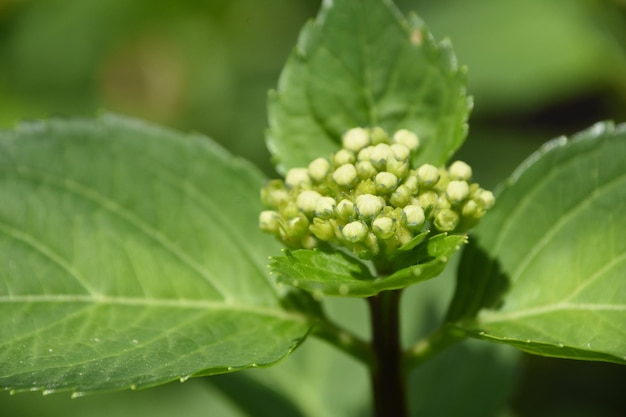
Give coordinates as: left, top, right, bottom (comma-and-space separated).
267, 0, 470, 173
270, 234, 465, 297
0, 115, 311, 395
447, 122, 626, 364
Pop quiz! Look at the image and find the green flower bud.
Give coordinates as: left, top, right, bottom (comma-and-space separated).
434, 209, 459, 232
355, 194, 385, 219
308, 157, 330, 182
416, 164, 440, 187
310, 218, 335, 241
333, 149, 356, 166
364, 232, 380, 256
357, 146, 373, 162
390, 143, 411, 161
259, 210, 281, 234
286, 215, 310, 238
296, 190, 322, 215
417, 190, 438, 209
356, 160, 378, 179
403, 175, 419, 193
332, 164, 358, 187
393, 129, 419, 151
370, 143, 392, 170
386, 156, 409, 179
261, 180, 289, 207
285, 168, 311, 189
369, 127, 390, 145
336, 199, 355, 219
446, 180, 470, 205
478, 190, 495, 209
448, 160, 472, 181
402, 204, 425, 229
372, 216, 395, 239
342, 127, 370, 152
356, 179, 377, 195
375, 172, 399, 193
315, 196, 336, 219
389, 184, 411, 207
342, 221, 368, 243
461, 199, 481, 218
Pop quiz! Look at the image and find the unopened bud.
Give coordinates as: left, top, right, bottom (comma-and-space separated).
417, 190, 438, 209
336, 199, 355, 219
369, 127, 390, 145
448, 160, 472, 181
333, 149, 356, 166
390, 143, 411, 161
461, 199, 481, 218
285, 168, 311, 189
478, 190, 495, 209
370, 143, 392, 169
308, 158, 330, 182
355, 194, 385, 218
259, 210, 281, 234
393, 129, 419, 151
287, 215, 310, 237
402, 205, 425, 229
434, 209, 459, 232
356, 160, 377, 179
342, 127, 370, 152
332, 164, 358, 187
416, 164, 440, 187
315, 196, 336, 219
296, 190, 322, 215
375, 172, 399, 193
372, 216, 395, 239
386, 157, 409, 179
310, 218, 335, 241
389, 185, 411, 207
342, 221, 368, 243
446, 180, 470, 204
261, 180, 289, 207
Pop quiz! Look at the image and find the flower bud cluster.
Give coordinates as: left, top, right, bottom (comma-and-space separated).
260, 127, 494, 260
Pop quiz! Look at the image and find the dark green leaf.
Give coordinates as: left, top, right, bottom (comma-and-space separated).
0, 115, 311, 395
270, 234, 465, 297
448, 122, 626, 364
267, 0, 470, 172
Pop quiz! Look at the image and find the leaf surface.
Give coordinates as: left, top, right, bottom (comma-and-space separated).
267, 0, 470, 172
270, 234, 465, 297
0, 115, 310, 395
448, 122, 626, 364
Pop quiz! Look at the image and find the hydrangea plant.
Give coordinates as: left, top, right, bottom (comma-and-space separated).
1, 0, 624, 416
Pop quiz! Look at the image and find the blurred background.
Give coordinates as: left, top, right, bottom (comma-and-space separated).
1, 0, 625, 415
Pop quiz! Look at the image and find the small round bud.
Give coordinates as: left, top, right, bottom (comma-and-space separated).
461, 199, 481, 218
333, 149, 356, 166
375, 172, 399, 193
403, 175, 418, 193
372, 216, 395, 239
369, 127, 390, 145
478, 190, 495, 210
393, 129, 419, 151
389, 185, 412, 207
402, 205, 425, 229
390, 143, 411, 161
259, 210, 281, 234
417, 190, 438, 209
416, 164, 440, 187
386, 157, 409, 179
446, 180, 470, 204
357, 146, 373, 161
342, 127, 370, 152
356, 179, 377, 195
434, 209, 459, 232
296, 190, 322, 215
336, 199, 355, 219
448, 160, 472, 181
310, 218, 335, 241
356, 160, 378, 179
355, 194, 385, 218
285, 168, 311, 189
370, 143, 392, 169
308, 158, 330, 182
342, 221, 368, 243
286, 215, 310, 237
332, 164, 358, 187
261, 180, 289, 207
315, 196, 336, 219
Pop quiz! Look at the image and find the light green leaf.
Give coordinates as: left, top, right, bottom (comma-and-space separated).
270, 234, 465, 297
0, 115, 311, 395
448, 122, 626, 364
267, 0, 470, 173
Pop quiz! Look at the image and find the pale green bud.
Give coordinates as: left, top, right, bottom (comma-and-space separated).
389, 185, 412, 207
364, 232, 380, 256
434, 209, 459, 232
369, 127, 390, 145
333, 149, 356, 166
308, 157, 330, 182
332, 164, 358, 187
342, 127, 370, 152
356, 179, 377, 195
461, 199, 481, 218
315, 196, 336, 219
342, 221, 368, 243
390, 143, 411, 161
296, 190, 322, 215
370, 143, 392, 170
403, 175, 419, 193
417, 190, 438, 209
310, 218, 335, 241
261, 179, 289, 207
402, 205, 425, 229
281, 202, 300, 219
393, 129, 419, 151
372, 216, 395, 239
336, 199, 355, 219
416, 164, 440, 187
386, 157, 409, 179
285, 168, 311, 189
358, 146, 373, 161
375, 172, 399, 193
448, 160, 472, 181
356, 160, 378, 179
259, 210, 281, 234
446, 180, 470, 204
355, 194, 385, 219
478, 190, 495, 209
286, 215, 310, 237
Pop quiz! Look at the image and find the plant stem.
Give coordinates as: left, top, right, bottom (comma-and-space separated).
312, 318, 373, 365
367, 289, 407, 417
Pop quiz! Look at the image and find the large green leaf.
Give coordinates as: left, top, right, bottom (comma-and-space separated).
270, 234, 465, 297
0, 115, 311, 395
267, 0, 470, 173
448, 122, 626, 364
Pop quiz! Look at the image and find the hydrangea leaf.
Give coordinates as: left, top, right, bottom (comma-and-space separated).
267, 0, 470, 173
0, 115, 311, 395
447, 122, 626, 364
270, 234, 465, 297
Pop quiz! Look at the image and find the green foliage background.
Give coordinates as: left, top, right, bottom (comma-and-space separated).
1, 0, 625, 415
